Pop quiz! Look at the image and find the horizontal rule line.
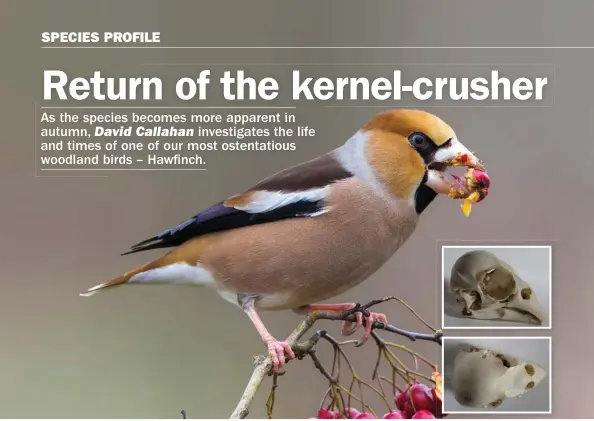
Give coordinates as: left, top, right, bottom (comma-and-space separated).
39, 168, 208, 171
39, 106, 296, 109
41, 46, 594, 49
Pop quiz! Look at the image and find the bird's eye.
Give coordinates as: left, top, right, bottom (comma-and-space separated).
409, 132, 429, 148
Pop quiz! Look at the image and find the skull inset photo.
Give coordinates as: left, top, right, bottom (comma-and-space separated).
442, 337, 551, 414
442, 246, 552, 329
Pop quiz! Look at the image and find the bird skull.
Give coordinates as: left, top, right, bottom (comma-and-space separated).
450, 250, 546, 325
452, 346, 547, 408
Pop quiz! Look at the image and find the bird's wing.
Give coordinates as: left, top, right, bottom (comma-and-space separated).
121, 152, 353, 255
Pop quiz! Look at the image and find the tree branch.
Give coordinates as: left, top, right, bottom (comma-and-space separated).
229, 297, 441, 419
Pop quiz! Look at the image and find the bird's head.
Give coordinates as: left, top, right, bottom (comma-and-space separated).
361, 109, 490, 214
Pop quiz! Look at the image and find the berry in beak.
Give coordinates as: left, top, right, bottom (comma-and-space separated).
424, 145, 490, 216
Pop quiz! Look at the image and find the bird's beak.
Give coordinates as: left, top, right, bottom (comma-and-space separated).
424, 138, 489, 201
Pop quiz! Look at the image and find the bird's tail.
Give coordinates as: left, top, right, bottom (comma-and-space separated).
79, 257, 163, 297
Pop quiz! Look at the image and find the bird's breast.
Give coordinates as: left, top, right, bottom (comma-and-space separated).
198, 179, 419, 310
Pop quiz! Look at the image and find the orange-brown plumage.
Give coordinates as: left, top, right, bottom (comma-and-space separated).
362, 109, 456, 146
366, 130, 426, 199
223, 191, 255, 208
80, 257, 165, 296
184, 177, 417, 310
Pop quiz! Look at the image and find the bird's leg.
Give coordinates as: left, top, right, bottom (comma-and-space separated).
239, 294, 295, 373
297, 303, 388, 344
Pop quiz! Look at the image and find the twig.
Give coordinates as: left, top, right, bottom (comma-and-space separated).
360, 296, 436, 332
229, 297, 441, 419
310, 350, 337, 383
229, 328, 322, 418
265, 374, 279, 419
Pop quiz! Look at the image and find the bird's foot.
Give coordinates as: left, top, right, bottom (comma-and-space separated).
340, 304, 388, 345
265, 338, 295, 373
300, 303, 388, 346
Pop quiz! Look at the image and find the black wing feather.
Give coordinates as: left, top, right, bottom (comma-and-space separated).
121, 152, 353, 256
121, 200, 323, 255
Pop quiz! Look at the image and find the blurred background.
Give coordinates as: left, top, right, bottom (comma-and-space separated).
1, 0, 594, 418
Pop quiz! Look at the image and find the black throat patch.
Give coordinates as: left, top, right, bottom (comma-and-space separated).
414, 171, 438, 214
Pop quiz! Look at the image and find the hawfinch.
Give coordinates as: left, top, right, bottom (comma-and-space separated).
81, 109, 489, 372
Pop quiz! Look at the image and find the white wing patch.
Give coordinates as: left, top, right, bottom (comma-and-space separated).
234, 187, 331, 216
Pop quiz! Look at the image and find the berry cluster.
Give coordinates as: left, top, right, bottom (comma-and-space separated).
314, 381, 444, 419
393, 382, 443, 419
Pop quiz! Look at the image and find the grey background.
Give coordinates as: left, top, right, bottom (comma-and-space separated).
443, 246, 551, 328
443, 337, 551, 413
2, 0, 594, 418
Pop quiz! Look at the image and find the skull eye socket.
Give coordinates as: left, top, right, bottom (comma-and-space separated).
479, 269, 516, 300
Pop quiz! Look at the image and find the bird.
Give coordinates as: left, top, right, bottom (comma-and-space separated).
80, 109, 488, 372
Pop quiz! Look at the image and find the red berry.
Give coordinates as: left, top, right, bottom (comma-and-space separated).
382, 410, 406, 419
412, 410, 435, 419
402, 402, 415, 419
409, 384, 435, 412
472, 169, 490, 188
318, 409, 340, 419
345, 408, 361, 419
354, 413, 376, 419
395, 386, 411, 410
472, 170, 490, 203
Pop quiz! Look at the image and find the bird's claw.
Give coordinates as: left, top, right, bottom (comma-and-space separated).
266, 339, 295, 373
340, 305, 388, 345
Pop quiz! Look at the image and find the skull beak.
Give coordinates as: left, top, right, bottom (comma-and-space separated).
497, 265, 547, 325
502, 360, 547, 399
501, 287, 547, 325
